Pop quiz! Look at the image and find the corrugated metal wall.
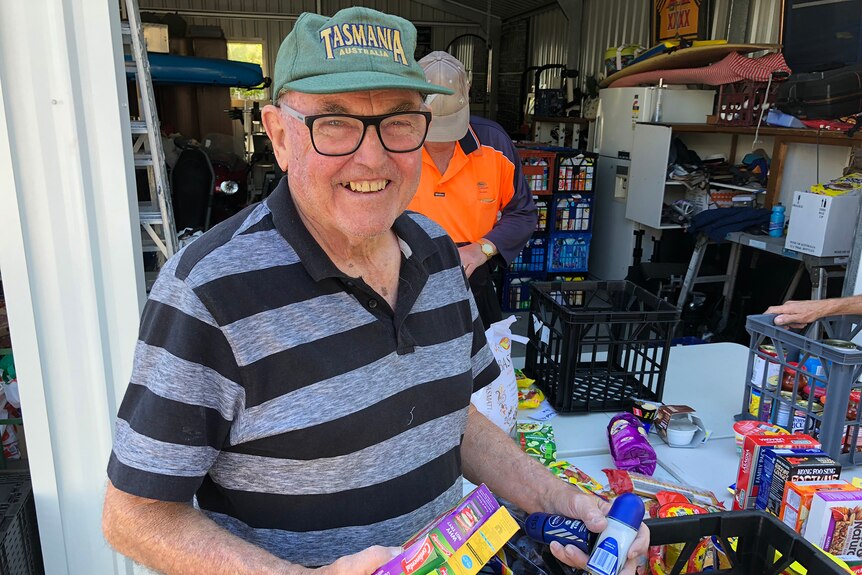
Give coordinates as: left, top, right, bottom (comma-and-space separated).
138, 0, 784, 101
580, 0, 651, 87
139, 0, 477, 88
744, 0, 782, 43
529, 7, 569, 89
575, 0, 781, 89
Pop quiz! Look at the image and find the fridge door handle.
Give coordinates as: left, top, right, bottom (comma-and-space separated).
594, 103, 604, 153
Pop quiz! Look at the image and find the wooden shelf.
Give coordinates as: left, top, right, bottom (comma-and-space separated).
644, 122, 862, 207
647, 122, 862, 144
532, 116, 591, 124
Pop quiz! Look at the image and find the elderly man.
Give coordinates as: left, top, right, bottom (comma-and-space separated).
102, 7, 648, 574
408, 52, 537, 328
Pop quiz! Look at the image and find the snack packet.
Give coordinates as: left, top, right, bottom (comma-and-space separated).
517, 386, 544, 410
608, 412, 657, 475
516, 422, 556, 465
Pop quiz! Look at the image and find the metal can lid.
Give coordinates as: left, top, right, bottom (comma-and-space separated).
822, 339, 859, 350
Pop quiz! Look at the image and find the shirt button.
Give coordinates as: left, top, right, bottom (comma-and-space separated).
346, 281, 354, 287
367, 299, 378, 309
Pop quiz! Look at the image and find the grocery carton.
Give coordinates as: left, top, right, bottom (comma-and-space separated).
435, 506, 520, 575
780, 481, 856, 534
786, 190, 862, 257
754, 448, 827, 512
734, 433, 820, 511
373, 484, 500, 575
760, 451, 839, 516
804, 489, 862, 556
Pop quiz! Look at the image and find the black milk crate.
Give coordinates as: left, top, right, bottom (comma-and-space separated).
547, 232, 590, 274
553, 150, 596, 193
501, 274, 542, 312
0, 474, 43, 575
646, 511, 847, 574
739, 314, 862, 465
534, 196, 550, 233
509, 236, 548, 274
550, 192, 592, 233
524, 280, 679, 412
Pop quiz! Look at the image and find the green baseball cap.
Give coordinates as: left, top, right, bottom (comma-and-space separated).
272, 7, 454, 102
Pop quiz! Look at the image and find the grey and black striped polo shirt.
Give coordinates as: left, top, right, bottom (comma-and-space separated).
107, 178, 500, 566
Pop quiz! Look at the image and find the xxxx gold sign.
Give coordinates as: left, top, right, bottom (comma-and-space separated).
652, 0, 710, 44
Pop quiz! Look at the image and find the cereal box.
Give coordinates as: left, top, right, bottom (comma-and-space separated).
373, 484, 500, 575
761, 451, 839, 516
780, 481, 856, 534
754, 448, 827, 512
804, 490, 862, 556
734, 433, 820, 511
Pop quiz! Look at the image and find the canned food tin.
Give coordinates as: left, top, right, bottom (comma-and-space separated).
751, 344, 781, 389
822, 339, 859, 350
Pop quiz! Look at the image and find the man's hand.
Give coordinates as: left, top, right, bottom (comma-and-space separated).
317, 545, 400, 575
547, 492, 649, 575
766, 299, 834, 328
458, 243, 490, 278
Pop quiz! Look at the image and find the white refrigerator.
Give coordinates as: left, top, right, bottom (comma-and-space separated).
588, 87, 715, 280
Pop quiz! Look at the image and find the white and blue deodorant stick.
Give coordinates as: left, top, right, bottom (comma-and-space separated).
585, 493, 644, 575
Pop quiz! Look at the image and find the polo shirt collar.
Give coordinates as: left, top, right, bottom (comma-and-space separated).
458, 125, 480, 155
265, 177, 438, 282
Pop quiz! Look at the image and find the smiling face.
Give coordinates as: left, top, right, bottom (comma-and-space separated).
261, 89, 425, 249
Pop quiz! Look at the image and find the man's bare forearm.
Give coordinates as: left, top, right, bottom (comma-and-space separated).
461, 405, 569, 515
102, 481, 302, 575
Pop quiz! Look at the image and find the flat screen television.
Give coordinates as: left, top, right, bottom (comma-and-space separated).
783, 0, 862, 72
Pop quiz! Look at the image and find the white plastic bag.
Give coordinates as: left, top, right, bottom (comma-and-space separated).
471, 316, 529, 436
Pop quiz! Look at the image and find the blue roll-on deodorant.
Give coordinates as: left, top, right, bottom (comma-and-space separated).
524, 512, 594, 553
585, 493, 645, 575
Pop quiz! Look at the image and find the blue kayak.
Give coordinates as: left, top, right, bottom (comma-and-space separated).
125, 53, 264, 87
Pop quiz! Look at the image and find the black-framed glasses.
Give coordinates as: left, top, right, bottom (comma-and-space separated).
279, 103, 432, 157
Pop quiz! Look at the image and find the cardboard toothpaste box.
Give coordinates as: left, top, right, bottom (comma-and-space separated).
372, 484, 500, 575
734, 433, 820, 511
434, 506, 520, 575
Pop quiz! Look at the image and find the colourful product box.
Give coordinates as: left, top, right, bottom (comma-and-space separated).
780, 480, 856, 534
754, 448, 827, 512
373, 484, 500, 575
734, 433, 820, 511
760, 450, 839, 516
804, 489, 862, 556
435, 506, 520, 575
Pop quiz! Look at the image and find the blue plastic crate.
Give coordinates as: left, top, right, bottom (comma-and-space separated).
554, 151, 596, 193
510, 236, 548, 273
534, 196, 550, 233
547, 233, 591, 273
551, 193, 592, 232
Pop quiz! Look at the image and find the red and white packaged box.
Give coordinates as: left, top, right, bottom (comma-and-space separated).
734, 432, 820, 511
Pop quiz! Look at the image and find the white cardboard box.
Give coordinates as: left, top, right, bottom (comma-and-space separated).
786, 191, 861, 257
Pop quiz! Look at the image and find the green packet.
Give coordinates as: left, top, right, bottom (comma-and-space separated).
516, 422, 556, 465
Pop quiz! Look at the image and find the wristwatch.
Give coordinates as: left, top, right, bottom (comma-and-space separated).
478, 240, 496, 259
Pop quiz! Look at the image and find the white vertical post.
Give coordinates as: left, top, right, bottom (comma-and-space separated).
0, 0, 145, 574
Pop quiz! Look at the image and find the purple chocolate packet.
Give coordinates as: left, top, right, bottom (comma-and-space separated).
608, 412, 657, 476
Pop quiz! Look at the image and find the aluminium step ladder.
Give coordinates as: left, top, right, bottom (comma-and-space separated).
121, 0, 178, 268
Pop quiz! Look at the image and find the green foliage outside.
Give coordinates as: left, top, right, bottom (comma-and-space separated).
227, 42, 266, 101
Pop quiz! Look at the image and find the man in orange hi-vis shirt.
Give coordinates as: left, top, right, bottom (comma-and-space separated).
408, 52, 537, 328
